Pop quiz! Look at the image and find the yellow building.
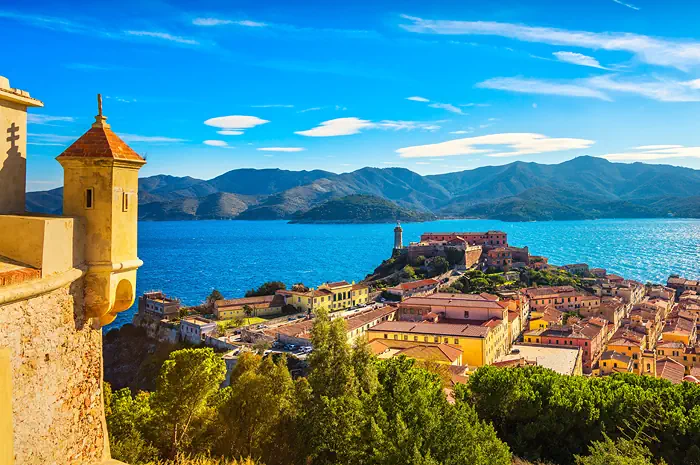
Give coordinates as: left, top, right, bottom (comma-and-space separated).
280, 280, 369, 313
607, 329, 652, 375
0, 76, 143, 464
599, 350, 632, 376
528, 305, 563, 330
367, 320, 502, 367
214, 294, 285, 320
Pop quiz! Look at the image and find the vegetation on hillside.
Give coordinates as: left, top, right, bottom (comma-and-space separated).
105, 309, 511, 465
244, 281, 286, 297
442, 268, 581, 295
291, 194, 436, 223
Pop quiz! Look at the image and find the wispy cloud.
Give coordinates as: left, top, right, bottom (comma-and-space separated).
204, 115, 270, 135
257, 147, 306, 152
459, 103, 491, 107
27, 114, 75, 125
603, 144, 700, 161
478, 75, 700, 102
407, 96, 464, 114
193, 18, 267, 27
298, 107, 322, 113
612, 0, 640, 11
295, 117, 441, 137
478, 77, 612, 101
399, 14, 700, 71
450, 130, 473, 135
295, 118, 374, 137
203, 140, 231, 147
117, 134, 187, 143
27, 133, 77, 145
428, 102, 464, 114
553, 51, 607, 70
397, 133, 594, 158
124, 30, 199, 45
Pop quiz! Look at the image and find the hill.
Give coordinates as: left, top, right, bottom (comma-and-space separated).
290, 195, 437, 223
25, 157, 700, 222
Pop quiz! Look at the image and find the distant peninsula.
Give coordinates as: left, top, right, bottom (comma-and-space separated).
26, 156, 700, 222
290, 195, 436, 224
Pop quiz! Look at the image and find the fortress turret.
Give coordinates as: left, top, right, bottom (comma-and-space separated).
57, 95, 146, 325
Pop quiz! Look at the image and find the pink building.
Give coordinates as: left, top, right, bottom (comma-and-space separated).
524, 286, 600, 312
524, 321, 604, 373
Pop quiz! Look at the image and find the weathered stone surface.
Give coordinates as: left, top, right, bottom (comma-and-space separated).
0, 280, 107, 465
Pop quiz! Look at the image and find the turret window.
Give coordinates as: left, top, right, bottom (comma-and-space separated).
122, 192, 131, 212
85, 188, 94, 209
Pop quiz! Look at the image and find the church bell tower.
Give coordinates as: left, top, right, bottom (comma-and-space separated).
57, 95, 146, 326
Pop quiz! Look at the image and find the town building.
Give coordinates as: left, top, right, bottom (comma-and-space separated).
528, 305, 563, 330
562, 263, 589, 275
599, 350, 633, 375
181, 316, 217, 345
523, 321, 605, 373
590, 268, 607, 278
495, 344, 583, 375
0, 77, 144, 464
386, 278, 440, 300
214, 294, 286, 319
367, 320, 503, 367
667, 275, 700, 295
656, 357, 686, 384
523, 286, 601, 312
580, 296, 629, 332
278, 280, 370, 313
369, 339, 463, 365
138, 291, 181, 320
420, 231, 508, 247
257, 305, 396, 347
607, 327, 656, 375
484, 247, 512, 272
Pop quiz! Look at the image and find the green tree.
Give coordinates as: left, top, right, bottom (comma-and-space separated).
104, 382, 159, 463
205, 289, 224, 307
413, 255, 426, 267
575, 438, 658, 465
149, 348, 226, 458
243, 304, 255, 318
245, 281, 287, 297
432, 256, 450, 274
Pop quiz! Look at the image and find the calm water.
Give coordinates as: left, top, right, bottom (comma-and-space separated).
106, 218, 700, 330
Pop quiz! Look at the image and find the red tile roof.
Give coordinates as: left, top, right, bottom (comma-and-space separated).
368, 320, 491, 338
391, 279, 439, 291
57, 125, 145, 162
656, 357, 685, 384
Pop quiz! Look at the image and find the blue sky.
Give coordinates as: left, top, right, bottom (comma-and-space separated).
5, 0, 700, 190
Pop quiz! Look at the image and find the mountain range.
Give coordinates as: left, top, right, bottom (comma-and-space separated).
26, 156, 700, 222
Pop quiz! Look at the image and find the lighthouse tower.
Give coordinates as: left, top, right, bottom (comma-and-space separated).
393, 222, 403, 250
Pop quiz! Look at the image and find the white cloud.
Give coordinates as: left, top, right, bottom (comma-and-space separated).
460, 103, 491, 107
553, 51, 607, 69
295, 117, 374, 137
27, 114, 75, 125
428, 102, 464, 114
257, 147, 306, 152
203, 140, 230, 147
399, 15, 700, 71
612, 0, 640, 11
117, 134, 187, 143
406, 96, 430, 102
193, 18, 267, 27
204, 115, 269, 135
450, 130, 473, 135
478, 77, 612, 101
415, 162, 431, 165
299, 107, 322, 113
603, 144, 700, 161
396, 133, 595, 158
124, 30, 198, 45
27, 133, 77, 145
295, 117, 442, 137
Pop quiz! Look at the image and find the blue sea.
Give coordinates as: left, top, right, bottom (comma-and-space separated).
106, 218, 700, 331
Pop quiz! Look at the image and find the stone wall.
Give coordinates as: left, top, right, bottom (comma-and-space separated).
0, 280, 107, 465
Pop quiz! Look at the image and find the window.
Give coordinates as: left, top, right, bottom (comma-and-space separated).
424, 336, 428, 342
393, 335, 398, 340
454, 338, 459, 344
464, 311, 470, 319
122, 192, 130, 212
403, 335, 408, 341
413, 336, 418, 342
434, 336, 439, 343
85, 188, 94, 209
383, 334, 387, 339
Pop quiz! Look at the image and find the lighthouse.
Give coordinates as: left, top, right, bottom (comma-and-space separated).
393, 222, 403, 250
